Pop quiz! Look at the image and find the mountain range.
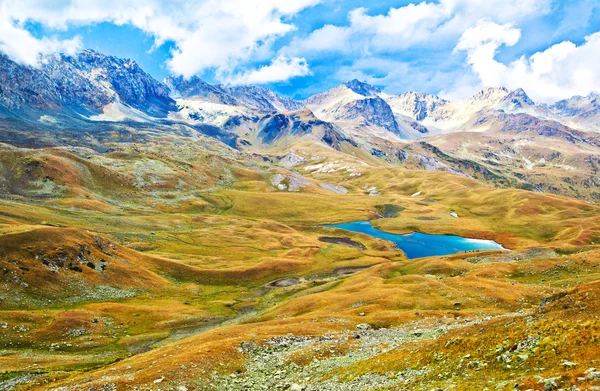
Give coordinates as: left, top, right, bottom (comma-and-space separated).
3, 49, 600, 391
1, 49, 599, 201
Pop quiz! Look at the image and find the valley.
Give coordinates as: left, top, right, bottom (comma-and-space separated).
0, 50, 599, 391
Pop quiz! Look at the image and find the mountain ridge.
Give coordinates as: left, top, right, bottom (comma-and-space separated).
2, 51, 600, 139
2, 50, 600, 202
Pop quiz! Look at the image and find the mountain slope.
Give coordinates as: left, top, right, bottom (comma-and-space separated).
0, 50, 175, 120
3, 49, 600, 391
165, 76, 303, 112
546, 92, 600, 131
1, 50, 600, 202
305, 80, 410, 142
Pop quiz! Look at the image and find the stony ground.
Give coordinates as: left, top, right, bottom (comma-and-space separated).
189, 316, 515, 390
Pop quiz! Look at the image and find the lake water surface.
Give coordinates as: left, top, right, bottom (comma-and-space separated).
326, 220, 505, 259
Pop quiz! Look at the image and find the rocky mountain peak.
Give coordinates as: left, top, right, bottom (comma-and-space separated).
227, 85, 304, 112
163, 75, 240, 106
342, 96, 401, 135
500, 88, 535, 110
343, 79, 381, 96
387, 91, 448, 121
550, 91, 600, 122
469, 87, 509, 103
588, 91, 600, 101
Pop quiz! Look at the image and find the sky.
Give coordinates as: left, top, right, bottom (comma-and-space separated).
0, 0, 599, 103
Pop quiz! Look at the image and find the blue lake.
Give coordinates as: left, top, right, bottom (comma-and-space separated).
325, 220, 505, 259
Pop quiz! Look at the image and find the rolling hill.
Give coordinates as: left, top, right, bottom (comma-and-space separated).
0, 50, 599, 391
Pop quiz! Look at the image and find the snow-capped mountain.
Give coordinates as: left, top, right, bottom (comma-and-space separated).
227, 85, 303, 112
1, 49, 600, 202
545, 92, 600, 131
304, 80, 410, 140
343, 79, 382, 96
383, 87, 515, 132
165, 76, 303, 112
0, 50, 175, 120
163, 75, 240, 106
1, 49, 600, 150
498, 88, 535, 112
384, 91, 449, 122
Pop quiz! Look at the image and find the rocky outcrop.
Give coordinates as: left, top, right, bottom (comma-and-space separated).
342, 97, 401, 135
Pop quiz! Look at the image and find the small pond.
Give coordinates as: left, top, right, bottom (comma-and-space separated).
325, 220, 505, 259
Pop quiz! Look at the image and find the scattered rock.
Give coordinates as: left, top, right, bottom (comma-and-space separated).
266, 277, 306, 288
270, 174, 286, 187
279, 150, 307, 167
319, 183, 348, 194
587, 371, 600, 380
536, 377, 559, 391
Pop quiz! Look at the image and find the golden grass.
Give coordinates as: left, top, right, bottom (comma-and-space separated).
1, 144, 600, 390
336, 280, 600, 390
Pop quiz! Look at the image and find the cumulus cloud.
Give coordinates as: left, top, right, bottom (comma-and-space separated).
0, 7, 82, 65
441, 0, 552, 24
333, 57, 476, 100
0, 0, 320, 81
1, 0, 597, 102
225, 56, 311, 85
287, 24, 352, 54
280, 0, 567, 101
283, 0, 551, 55
455, 20, 600, 103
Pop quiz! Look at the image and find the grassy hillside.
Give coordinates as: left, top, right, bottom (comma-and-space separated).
0, 141, 599, 390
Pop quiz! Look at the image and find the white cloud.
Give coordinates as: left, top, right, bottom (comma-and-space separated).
0, 7, 82, 66
441, 0, 552, 23
0, 0, 320, 81
455, 20, 600, 103
287, 24, 351, 53
225, 56, 311, 85
283, 0, 551, 55
333, 57, 476, 100
455, 20, 521, 51
454, 20, 521, 89
347, 4, 449, 50
283, 3, 448, 55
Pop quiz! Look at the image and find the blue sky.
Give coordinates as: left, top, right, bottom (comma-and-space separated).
2, 0, 600, 102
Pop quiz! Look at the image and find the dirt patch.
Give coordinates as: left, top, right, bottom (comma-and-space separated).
334, 266, 372, 276
266, 277, 306, 288
319, 237, 366, 250
414, 217, 440, 221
